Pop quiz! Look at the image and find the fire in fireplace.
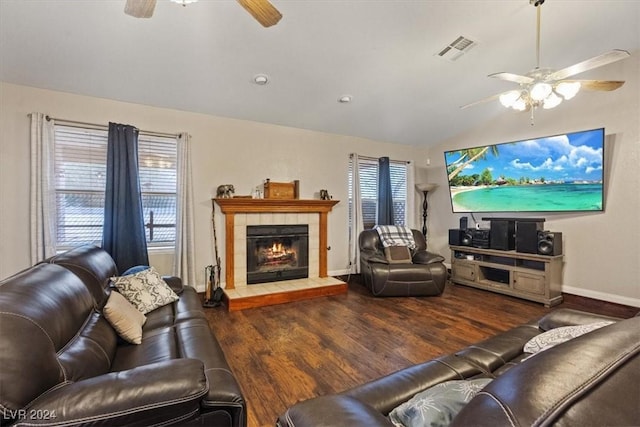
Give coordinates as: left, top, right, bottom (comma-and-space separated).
246, 224, 309, 284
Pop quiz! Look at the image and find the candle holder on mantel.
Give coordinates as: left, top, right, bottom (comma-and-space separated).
415, 183, 438, 238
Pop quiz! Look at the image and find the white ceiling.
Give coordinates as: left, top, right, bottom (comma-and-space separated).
1, 1, 638, 146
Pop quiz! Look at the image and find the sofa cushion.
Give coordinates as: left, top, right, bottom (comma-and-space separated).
104, 291, 147, 344
112, 267, 179, 314
388, 378, 492, 427
384, 246, 413, 264
46, 244, 119, 308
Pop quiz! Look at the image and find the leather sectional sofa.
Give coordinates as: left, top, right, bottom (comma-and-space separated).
0, 245, 245, 427
277, 308, 640, 426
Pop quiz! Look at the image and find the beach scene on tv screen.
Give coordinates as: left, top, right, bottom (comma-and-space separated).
445, 129, 604, 212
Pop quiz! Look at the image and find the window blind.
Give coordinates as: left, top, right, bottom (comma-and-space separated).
54, 125, 177, 248
349, 157, 407, 229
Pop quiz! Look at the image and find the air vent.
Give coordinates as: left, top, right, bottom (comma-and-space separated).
436, 36, 477, 61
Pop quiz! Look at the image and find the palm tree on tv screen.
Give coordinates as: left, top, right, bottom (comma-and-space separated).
447, 145, 499, 181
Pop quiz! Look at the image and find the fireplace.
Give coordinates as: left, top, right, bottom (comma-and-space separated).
246, 224, 309, 284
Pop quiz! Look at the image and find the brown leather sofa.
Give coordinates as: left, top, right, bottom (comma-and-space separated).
0, 245, 246, 427
277, 308, 640, 426
359, 229, 447, 297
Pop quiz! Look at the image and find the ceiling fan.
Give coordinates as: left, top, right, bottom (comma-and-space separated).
462, 0, 630, 114
124, 0, 282, 27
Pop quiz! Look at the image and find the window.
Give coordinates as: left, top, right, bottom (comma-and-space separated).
54, 125, 177, 249
349, 157, 408, 229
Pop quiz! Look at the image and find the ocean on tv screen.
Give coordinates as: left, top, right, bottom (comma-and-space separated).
450, 183, 603, 212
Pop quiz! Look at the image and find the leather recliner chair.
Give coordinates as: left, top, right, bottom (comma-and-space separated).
359, 228, 447, 297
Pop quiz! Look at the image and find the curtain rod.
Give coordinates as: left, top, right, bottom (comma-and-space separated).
39, 115, 180, 139
350, 153, 411, 164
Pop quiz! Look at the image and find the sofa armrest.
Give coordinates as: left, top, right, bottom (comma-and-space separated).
412, 250, 445, 265
163, 276, 184, 295
277, 395, 392, 427
538, 308, 622, 331
19, 359, 207, 426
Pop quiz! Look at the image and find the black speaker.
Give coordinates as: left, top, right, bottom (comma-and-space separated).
459, 217, 468, 230
490, 220, 515, 251
537, 231, 563, 255
516, 221, 543, 253
449, 229, 472, 246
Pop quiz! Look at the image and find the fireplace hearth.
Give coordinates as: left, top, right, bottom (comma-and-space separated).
246, 225, 309, 284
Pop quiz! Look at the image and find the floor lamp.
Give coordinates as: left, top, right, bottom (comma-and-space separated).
415, 183, 437, 238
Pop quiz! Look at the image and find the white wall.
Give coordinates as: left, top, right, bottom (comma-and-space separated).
425, 55, 640, 307
0, 82, 425, 289
2, 65, 638, 307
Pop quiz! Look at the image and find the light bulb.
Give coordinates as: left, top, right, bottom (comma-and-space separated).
543, 92, 563, 109
499, 90, 521, 108
512, 98, 528, 111
530, 82, 553, 101
555, 81, 581, 100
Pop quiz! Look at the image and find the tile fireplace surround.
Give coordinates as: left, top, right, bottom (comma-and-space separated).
213, 198, 347, 311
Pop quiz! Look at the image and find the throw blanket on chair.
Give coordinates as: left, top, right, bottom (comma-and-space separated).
374, 225, 416, 250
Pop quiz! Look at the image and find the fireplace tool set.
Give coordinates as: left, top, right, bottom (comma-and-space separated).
204, 203, 223, 308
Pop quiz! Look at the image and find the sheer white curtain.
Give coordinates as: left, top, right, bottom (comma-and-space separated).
173, 132, 197, 287
29, 112, 57, 263
349, 153, 365, 274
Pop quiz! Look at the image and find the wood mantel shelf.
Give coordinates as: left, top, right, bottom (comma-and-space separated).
214, 198, 339, 214
212, 198, 340, 291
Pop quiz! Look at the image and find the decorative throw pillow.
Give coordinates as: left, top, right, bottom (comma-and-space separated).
111, 266, 179, 314
524, 321, 615, 354
384, 246, 413, 264
103, 291, 147, 344
388, 378, 492, 427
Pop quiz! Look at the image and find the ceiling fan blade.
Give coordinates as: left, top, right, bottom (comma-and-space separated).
489, 72, 534, 85
124, 0, 157, 18
563, 80, 626, 91
236, 0, 282, 27
460, 92, 504, 109
548, 49, 630, 81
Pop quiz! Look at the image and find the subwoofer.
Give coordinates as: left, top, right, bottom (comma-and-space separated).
449, 229, 472, 246
490, 220, 515, 251
516, 221, 544, 254
538, 231, 563, 256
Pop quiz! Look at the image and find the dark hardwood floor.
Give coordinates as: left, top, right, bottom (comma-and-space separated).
203, 276, 638, 427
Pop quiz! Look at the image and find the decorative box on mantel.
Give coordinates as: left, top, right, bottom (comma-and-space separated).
263, 180, 300, 199
212, 198, 343, 310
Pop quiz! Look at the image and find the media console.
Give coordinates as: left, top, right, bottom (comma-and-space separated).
449, 245, 563, 307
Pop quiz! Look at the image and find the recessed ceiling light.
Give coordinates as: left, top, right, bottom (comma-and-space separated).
253, 74, 269, 85
338, 95, 352, 103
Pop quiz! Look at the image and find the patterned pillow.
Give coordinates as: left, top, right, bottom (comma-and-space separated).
388, 378, 492, 427
111, 266, 179, 314
524, 321, 615, 354
103, 291, 147, 344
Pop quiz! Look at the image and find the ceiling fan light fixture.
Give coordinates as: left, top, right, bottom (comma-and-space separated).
543, 92, 563, 109
512, 98, 528, 111
530, 82, 552, 101
555, 81, 581, 100
499, 90, 521, 108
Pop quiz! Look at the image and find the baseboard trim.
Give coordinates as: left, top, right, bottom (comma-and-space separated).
562, 285, 640, 308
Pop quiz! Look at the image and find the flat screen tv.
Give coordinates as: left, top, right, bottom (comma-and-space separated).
444, 128, 605, 213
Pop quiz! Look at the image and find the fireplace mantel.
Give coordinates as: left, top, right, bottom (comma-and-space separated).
213, 198, 339, 290
215, 198, 339, 214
